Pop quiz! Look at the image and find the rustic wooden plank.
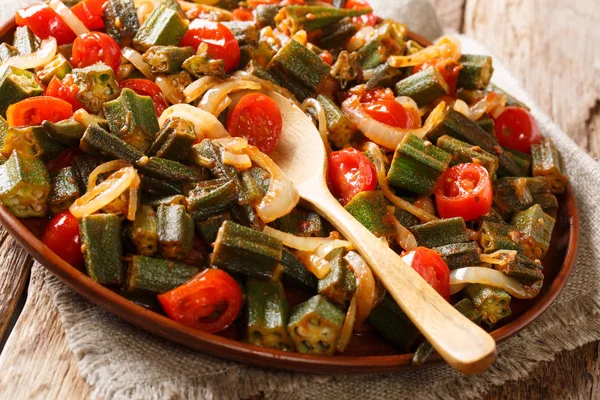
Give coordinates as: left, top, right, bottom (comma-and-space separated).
0, 268, 91, 399
429, 0, 466, 32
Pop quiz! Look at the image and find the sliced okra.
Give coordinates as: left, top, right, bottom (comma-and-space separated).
318, 248, 356, 307
157, 204, 194, 260
35, 53, 72, 85
466, 284, 511, 327
409, 217, 469, 248
80, 214, 124, 285
129, 204, 158, 256
124, 256, 199, 293
0, 151, 50, 217
48, 167, 80, 215
146, 117, 196, 161
0, 65, 44, 117
133, 0, 189, 52
72, 63, 120, 114
185, 178, 237, 222
511, 204, 555, 260
142, 45, 195, 74
531, 137, 568, 194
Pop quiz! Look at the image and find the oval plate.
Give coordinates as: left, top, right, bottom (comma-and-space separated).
0, 21, 580, 373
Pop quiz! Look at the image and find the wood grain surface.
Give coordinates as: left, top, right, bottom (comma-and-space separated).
0, 0, 598, 398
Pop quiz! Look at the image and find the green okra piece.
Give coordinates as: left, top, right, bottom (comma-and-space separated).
475, 116, 495, 136
185, 178, 237, 222
35, 53, 72, 85
164, 70, 194, 100
0, 151, 50, 217
456, 54, 494, 90
142, 194, 185, 207
367, 294, 421, 352
72, 63, 120, 114
511, 204, 555, 260
287, 294, 345, 356
531, 137, 568, 194
501, 147, 531, 177
466, 284, 511, 326
330, 50, 360, 89
387, 133, 452, 195
124, 256, 199, 293
195, 213, 231, 245
275, 5, 370, 33
433, 241, 481, 270
316, 20, 358, 49
0, 117, 7, 152
246, 279, 294, 351
142, 45, 195, 74
357, 38, 386, 70
395, 67, 449, 107
255, 5, 281, 27
270, 208, 325, 237
103, 0, 140, 47
71, 154, 101, 192
0, 65, 44, 117
478, 220, 523, 254
365, 63, 404, 91
0, 43, 18, 63
280, 248, 318, 291
13, 26, 39, 55
436, 135, 499, 178
140, 175, 184, 196
318, 248, 356, 307
394, 208, 420, 228
490, 251, 544, 285
409, 217, 469, 248
248, 165, 271, 195
405, 39, 424, 54
493, 177, 557, 220
42, 118, 86, 146
212, 221, 283, 280
222, 21, 259, 47
133, 0, 189, 52
157, 204, 194, 260
129, 205, 158, 256
309, 94, 357, 149
344, 190, 395, 238
239, 168, 264, 204
182, 53, 226, 78
80, 214, 123, 285
104, 88, 161, 153
147, 117, 196, 161
48, 167, 80, 215
2, 125, 65, 159
526, 176, 558, 218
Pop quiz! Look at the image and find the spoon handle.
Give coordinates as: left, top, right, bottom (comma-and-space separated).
299, 179, 496, 374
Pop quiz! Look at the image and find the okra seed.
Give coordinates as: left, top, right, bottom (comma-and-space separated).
295, 326, 308, 337
321, 327, 332, 338
309, 317, 320, 327
32, 204, 44, 212
299, 340, 313, 352
317, 341, 330, 351
32, 190, 45, 199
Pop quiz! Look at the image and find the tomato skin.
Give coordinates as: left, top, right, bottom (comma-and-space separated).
318, 50, 334, 66
226, 93, 283, 153
71, 0, 108, 30
327, 148, 377, 205
403, 247, 450, 301
359, 89, 414, 129
15, 4, 76, 45
42, 211, 85, 269
6, 96, 73, 127
158, 269, 243, 333
346, 0, 378, 27
494, 106, 541, 154
46, 147, 83, 173
71, 32, 122, 74
179, 19, 241, 73
232, 7, 254, 21
434, 163, 493, 221
119, 79, 169, 117
46, 75, 84, 111
413, 58, 462, 95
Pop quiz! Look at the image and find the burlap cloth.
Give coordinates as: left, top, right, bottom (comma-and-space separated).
15, 0, 599, 398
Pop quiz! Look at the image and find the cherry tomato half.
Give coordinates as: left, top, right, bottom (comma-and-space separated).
179, 19, 240, 73
71, 0, 108, 30
120, 79, 169, 117
346, 0, 378, 27
42, 210, 85, 269
226, 93, 283, 153
413, 58, 462, 95
434, 163, 492, 221
6, 96, 73, 127
16, 4, 76, 45
403, 247, 450, 300
71, 32, 122, 74
327, 148, 377, 205
493, 106, 541, 154
232, 7, 254, 21
46, 75, 84, 111
158, 269, 243, 333
359, 89, 414, 129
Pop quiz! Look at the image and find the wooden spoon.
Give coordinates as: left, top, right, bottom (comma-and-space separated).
265, 90, 496, 374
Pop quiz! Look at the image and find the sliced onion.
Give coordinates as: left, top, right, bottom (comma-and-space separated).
73, 109, 97, 128
345, 26, 375, 52
453, 99, 470, 118
122, 47, 154, 80
344, 251, 376, 330
449, 267, 541, 299
388, 207, 418, 251
213, 137, 248, 152
127, 172, 141, 221
232, 70, 303, 109
413, 196, 436, 215
395, 96, 421, 126
295, 251, 331, 279
314, 239, 353, 258
262, 226, 346, 252
302, 98, 332, 155
480, 250, 518, 266
87, 160, 132, 191
117, 63, 135, 81
4, 38, 57, 70
49, 0, 89, 36
336, 293, 357, 352
342, 96, 447, 149
155, 76, 185, 104
136, 0, 156, 24
222, 151, 252, 170
243, 146, 299, 223
363, 142, 438, 222
469, 92, 507, 121
159, 104, 228, 141
388, 36, 461, 68
183, 76, 222, 103
199, 79, 262, 116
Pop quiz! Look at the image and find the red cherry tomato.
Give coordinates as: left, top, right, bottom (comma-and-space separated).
434, 163, 492, 221
403, 247, 450, 301
247, 0, 305, 5
226, 93, 283, 153
493, 106, 542, 154
346, 0, 378, 27
71, 0, 108, 30
413, 58, 462, 94
158, 269, 243, 333
42, 211, 85, 269
71, 32, 122, 74
359, 89, 415, 129
318, 50, 334, 66
6, 96, 73, 127
46, 75, 84, 111
179, 19, 240, 73
232, 7, 254, 21
119, 79, 169, 117
46, 147, 83, 173
327, 148, 377, 205
15, 4, 76, 45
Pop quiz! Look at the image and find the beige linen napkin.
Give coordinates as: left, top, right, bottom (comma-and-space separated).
8, 0, 598, 398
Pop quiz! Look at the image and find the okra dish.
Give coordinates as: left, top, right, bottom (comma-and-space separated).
0, 0, 569, 363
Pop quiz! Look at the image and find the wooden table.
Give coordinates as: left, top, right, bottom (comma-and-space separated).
0, 1, 598, 398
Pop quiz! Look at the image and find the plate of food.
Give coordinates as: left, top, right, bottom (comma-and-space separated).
0, 0, 578, 373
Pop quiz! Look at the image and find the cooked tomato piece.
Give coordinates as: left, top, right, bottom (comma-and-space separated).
346, 0, 378, 27
434, 163, 492, 221
71, 31, 122, 74
179, 19, 240, 73
158, 269, 243, 333
493, 106, 541, 154
46, 146, 83, 173
119, 79, 169, 117
6, 96, 73, 127
15, 4, 76, 45
42, 210, 85, 269
403, 247, 450, 301
247, 0, 305, 5
319, 50, 334, 66
413, 58, 462, 94
232, 7, 254, 21
71, 0, 108, 30
226, 93, 283, 153
327, 148, 377, 205
46, 75, 84, 111
359, 89, 415, 129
